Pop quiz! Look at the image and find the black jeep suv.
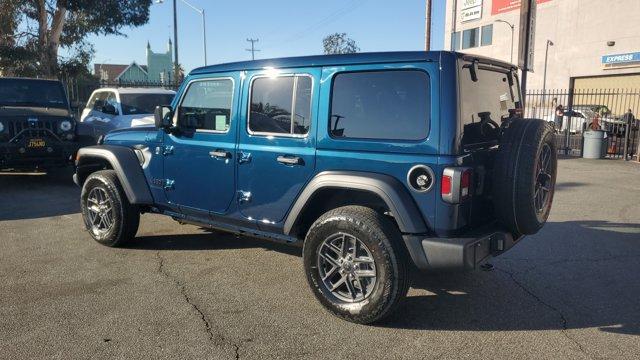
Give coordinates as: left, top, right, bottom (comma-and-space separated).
0, 77, 79, 171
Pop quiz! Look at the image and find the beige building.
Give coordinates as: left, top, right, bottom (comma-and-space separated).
444, 0, 640, 90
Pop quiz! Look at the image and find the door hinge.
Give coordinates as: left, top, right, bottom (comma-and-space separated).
164, 179, 175, 190
155, 145, 174, 156
237, 190, 251, 203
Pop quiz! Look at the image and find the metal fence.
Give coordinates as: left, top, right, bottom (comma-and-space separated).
524, 89, 640, 160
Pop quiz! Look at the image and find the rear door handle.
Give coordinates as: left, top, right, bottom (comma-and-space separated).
209, 150, 232, 159
277, 155, 303, 166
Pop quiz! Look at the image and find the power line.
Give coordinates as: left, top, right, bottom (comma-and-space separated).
246, 38, 260, 60
258, 0, 367, 53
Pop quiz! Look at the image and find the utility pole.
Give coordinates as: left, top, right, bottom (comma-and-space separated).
425, 0, 432, 51
246, 38, 260, 60
519, 0, 536, 106
450, 0, 457, 50
173, 0, 179, 82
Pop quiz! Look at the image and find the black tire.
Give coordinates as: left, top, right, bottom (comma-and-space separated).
493, 119, 557, 235
80, 170, 140, 247
303, 206, 409, 324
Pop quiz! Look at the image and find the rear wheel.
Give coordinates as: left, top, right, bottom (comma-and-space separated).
492, 119, 557, 235
303, 206, 409, 324
80, 170, 139, 247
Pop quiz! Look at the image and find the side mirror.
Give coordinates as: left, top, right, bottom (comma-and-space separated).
154, 105, 173, 129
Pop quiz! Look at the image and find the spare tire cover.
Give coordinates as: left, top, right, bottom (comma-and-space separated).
492, 119, 557, 235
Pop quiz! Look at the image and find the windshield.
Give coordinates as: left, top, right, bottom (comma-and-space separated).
0, 79, 68, 108
120, 93, 174, 115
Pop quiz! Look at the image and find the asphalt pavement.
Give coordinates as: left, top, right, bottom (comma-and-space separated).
1, 158, 639, 359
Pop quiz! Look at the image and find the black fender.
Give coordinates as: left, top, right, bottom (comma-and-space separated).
73, 145, 154, 205
283, 171, 428, 235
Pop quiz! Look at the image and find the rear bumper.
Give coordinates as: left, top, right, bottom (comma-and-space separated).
403, 225, 522, 271
0, 141, 79, 169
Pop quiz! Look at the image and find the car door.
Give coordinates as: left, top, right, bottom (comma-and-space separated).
163, 75, 239, 216
237, 68, 319, 230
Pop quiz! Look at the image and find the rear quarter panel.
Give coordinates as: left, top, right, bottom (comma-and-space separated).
315, 61, 443, 231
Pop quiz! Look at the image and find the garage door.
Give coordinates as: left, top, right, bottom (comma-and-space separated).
572, 74, 640, 115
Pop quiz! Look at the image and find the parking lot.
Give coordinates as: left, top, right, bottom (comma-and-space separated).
1, 158, 639, 359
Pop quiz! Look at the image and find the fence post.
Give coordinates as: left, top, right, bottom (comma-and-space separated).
623, 119, 630, 160
565, 87, 574, 155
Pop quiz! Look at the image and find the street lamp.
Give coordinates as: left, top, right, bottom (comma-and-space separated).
543, 40, 554, 99
156, 0, 208, 66
494, 19, 515, 64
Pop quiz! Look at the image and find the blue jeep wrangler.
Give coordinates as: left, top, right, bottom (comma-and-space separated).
74, 52, 557, 324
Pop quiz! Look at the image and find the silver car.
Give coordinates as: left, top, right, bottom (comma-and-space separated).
79, 88, 175, 138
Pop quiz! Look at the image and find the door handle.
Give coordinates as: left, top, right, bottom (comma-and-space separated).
209, 150, 231, 159
277, 155, 303, 166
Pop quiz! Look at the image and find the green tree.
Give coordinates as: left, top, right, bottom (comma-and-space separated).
322, 33, 360, 55
0, 0, 153, 78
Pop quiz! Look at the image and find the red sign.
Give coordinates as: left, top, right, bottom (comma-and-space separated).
492, 0, 551, 15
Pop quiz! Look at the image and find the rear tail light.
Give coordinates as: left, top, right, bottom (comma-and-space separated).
441, 167, 473, 204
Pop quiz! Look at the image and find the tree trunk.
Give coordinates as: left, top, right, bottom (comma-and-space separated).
37, 0, 67, 78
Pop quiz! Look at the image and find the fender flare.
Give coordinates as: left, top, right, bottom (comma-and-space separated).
283, 171, 428, 235
74, 145, 154, 205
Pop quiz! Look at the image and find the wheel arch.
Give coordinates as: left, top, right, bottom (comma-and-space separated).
74, 145, 153, 205
284, 171, 428, 239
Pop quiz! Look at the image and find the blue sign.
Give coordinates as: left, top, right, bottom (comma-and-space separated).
602, 52, 640, 65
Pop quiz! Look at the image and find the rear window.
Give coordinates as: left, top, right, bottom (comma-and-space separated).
0, 79, 67, 108
458, 59, 521, 149
329, 70, 430, 141
458, 61, 520, 125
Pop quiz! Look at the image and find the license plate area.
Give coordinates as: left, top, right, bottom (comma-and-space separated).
27, 138, 46, 148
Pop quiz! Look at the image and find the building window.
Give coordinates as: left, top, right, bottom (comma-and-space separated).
451, 31, 461, 51
329, 70, 430, 141
481, 24, 493, 46
462, 28, 479, 49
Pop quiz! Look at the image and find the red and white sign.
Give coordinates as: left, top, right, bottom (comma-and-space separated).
492, 0, 551, 15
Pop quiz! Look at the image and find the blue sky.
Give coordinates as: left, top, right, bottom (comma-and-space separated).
86, 0, 446, 73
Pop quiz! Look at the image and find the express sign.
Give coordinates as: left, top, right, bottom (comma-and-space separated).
602, 52, 640, 65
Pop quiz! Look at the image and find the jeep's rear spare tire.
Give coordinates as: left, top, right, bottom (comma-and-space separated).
492, 119, 557, 235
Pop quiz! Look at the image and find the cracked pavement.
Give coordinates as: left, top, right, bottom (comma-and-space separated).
1, 158, 639, 359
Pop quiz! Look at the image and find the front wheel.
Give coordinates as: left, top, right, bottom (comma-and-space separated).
80, 170, 140, 247
303, 206, 409, 324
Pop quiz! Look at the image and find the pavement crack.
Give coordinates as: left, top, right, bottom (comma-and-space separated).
497, 267, 597, 359
155, 251, 243, 358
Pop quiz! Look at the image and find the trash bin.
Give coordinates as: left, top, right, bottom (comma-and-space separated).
583, 130, 607, 159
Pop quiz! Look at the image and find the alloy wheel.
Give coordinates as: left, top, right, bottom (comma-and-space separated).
86, 187, 115, 235
317, 232, 377, 303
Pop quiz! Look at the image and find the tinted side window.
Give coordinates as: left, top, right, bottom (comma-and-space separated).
179, 79, 234, 132
249, 75, 312, 136
329, 70, 430, 141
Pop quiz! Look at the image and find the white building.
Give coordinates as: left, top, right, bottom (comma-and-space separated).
444, 0, 640, 90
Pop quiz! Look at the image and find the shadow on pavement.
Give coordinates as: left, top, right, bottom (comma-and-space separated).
382, 220, 640, 335
123, 218, 640, 335
0, 168, 79, 221
128, 230, 303, 257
